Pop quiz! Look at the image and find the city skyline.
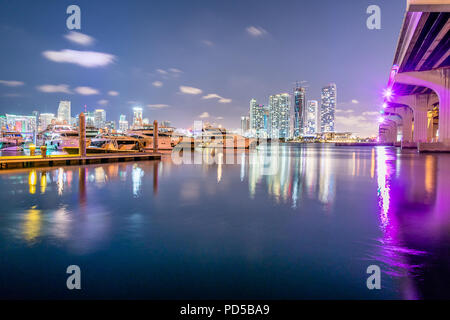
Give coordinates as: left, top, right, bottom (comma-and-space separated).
0, 0, 405, 136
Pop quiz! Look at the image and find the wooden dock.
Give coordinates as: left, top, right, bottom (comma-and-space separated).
0, 152, 161, 170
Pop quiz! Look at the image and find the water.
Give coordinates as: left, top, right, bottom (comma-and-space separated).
0, 145, 449, 299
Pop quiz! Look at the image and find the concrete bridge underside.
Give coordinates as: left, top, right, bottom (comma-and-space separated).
380, 2, 450, 152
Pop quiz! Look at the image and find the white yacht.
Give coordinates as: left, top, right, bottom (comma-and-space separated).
127, 129, 173, 151
63, 133, 142, 154
45, 126, 79, 150
0, 131, 25, 151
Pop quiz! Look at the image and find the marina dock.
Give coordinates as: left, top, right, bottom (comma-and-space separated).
0, 152, 161, 170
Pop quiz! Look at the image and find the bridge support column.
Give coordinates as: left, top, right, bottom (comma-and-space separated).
413, 95, 429, 143
395, 68, 450, 143
402, 111, 413, 143
439, 69, 450, 142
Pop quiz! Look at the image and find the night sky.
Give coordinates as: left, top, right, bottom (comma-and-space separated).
0, 0, 406, 136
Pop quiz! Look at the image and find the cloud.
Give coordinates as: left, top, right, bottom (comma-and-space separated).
108, 90, 119, 96
64, 31, 95, 46
202, 93, 232, 103
335, 114, 378, 136
180, 85, 202, 95
362, 111, 380, 116
246, 26, 267, 37
152, 81, 163, 87
336, 109, 354, 114
351, 99, 359, 104
98, 99, 108, 105
202, 40, 214, 47
74, 86, 99, 95
127, 100, 139, 105
216, 116, 224, 120
147, 104, 170, 109
156, 69, 168, 75
0, 80, 25, 87
199, 112, 210, 118
169, 68, 182, 73
36, 84, 72, 94
202, 93, 222, 100
42, 49, 115, 68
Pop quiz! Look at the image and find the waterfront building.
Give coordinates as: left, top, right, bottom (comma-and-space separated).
161, 120, 171, 128
39, 113, 56, 131
5, 114, 37, 134
0, 115, 6, 130
106, 121, 116, 131
119, 115, 129, 132
294, 86, 306, 137
57, 101, 71, 124
240, 116, 250, 135
133, 107, 143, 128
320, 83, 336, 133
269, 93, 290, 139
85, 111, 95, 127
94, 109, 106, 129
249, 99, 267, 137
306, 100, 319, 135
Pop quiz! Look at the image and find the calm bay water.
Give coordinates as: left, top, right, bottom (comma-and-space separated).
0, 145, 449, 299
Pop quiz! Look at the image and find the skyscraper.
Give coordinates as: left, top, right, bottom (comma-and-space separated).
293, 86, 306, 137
119, 115, 129, 132
57, 101, 71, 124
320, 84, 336, 133
306, 100, 319, 135
39, 113, 56, 131
269, 93, 290, 139
249, 99, 266, 137
94, 109, 106, 128
240, 116, 250, 135
133, 107, 143, 128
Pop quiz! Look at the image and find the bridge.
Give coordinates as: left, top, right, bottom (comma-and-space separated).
379, 0, 450, 152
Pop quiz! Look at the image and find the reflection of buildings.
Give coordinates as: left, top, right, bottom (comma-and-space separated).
244, 145, 336, 209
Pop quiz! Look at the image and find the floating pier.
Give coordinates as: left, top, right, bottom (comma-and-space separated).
0, 152, 161, 170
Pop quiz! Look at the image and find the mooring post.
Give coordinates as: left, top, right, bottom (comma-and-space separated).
79, 112, 87, 158
153, 120, 158, 153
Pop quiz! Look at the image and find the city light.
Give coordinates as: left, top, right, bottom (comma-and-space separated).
383, 88, 394, 100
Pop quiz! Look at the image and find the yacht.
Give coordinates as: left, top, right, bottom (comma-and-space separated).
43, 125, 79, 150
63, 134, 143, 154
127, 129, 173, 151
198, 127, 253, 149
0, 131, 25, 151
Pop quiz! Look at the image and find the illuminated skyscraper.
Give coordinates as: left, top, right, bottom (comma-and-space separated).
269, 93, 290, 139
57, 101, 71, 124
306, 100, 319, 135
94, 109, 106, 128
133, 107, 143, 128
240, 116, 250, 135
294, 86, 306, 137
249, 99, 266, 137
119, 114, 129, 132
39, 113, 56, 131
320, 84, 336, 133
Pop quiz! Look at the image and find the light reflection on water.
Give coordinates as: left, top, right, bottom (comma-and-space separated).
0, 145, 449, 299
